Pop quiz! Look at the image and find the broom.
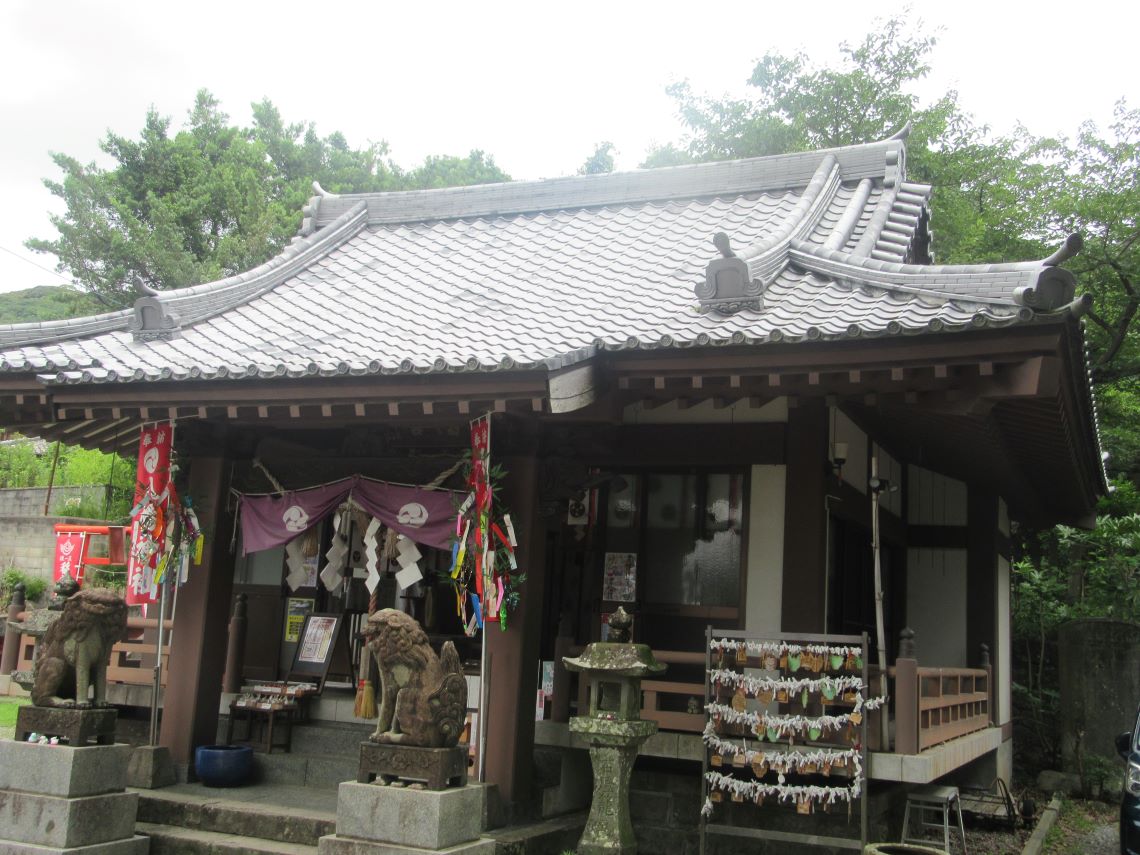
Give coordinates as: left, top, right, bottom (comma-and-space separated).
354, 567, 381, 719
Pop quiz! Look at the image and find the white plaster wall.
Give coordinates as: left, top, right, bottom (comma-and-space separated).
622, 397, 788, 424
997, 554, 1011, 725
907, 465, 968, 526
906, 548, 968, 666
745, 465, 786, 635
831, 409, 868, 495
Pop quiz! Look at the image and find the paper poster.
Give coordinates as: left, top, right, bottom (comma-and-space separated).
297, 615, 338, 664
285, 597, 315, 643
602, 552, 637, 602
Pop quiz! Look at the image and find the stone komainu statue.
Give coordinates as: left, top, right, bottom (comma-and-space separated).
362, 608, 467, 748
32, 588, 129, 708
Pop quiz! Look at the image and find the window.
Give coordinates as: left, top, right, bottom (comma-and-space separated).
603, 470, 745, 610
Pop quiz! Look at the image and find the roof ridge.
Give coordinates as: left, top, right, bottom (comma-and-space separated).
305, 138, 907, 229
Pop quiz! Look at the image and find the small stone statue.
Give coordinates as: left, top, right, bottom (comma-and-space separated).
31, 588, 128, 708
607, 606, 633, 643
47, 575, 80, 611
360, 609, 467, 748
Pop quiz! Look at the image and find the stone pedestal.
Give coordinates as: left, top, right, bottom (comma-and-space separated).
0, 740, 148, 853
127, 744, 177, 789
358, 741, 468, 790
318, 781, 495, 854
15, 705, 118, 746
570, 719, 657, 855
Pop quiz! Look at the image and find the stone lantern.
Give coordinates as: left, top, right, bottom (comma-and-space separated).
563, 608, 665, 855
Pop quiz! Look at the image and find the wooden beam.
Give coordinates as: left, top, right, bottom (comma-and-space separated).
257, 406, 269, 418
422, 402, 434, 416
355, 403, 366, 417
289, 405, 300, 418
388, 403, 399, 417
321, 404, 332, 417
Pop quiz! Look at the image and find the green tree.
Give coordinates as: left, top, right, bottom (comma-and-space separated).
28, 90, 510, 309
578, 141, 616, 175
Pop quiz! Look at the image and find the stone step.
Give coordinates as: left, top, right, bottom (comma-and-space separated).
486, 810, 587, 855
252, 749, 360, 789
136, 787, 335, 846
287, 720, 373, 757
137, 821, 318, 855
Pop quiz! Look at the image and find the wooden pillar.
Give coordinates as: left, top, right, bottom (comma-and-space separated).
781, 401, 828, 632
159, 455, 236, 770
483, 448, 546, 809
966, 491, 998, 681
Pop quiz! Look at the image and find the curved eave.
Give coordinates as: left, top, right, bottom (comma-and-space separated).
0, 202, 370, 349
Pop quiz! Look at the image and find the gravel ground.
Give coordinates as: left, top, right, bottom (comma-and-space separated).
1043, 796, 1119, 855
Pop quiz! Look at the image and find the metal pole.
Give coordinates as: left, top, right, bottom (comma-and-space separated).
43, 441, 61, 516
477, 640, 490, 782
148, 573, 170, 746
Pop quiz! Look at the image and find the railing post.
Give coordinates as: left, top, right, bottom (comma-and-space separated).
551, 631, 573, 722
980, 642, 993, 725
1, 583, 26, 676
894, 627, 919, 754
221, 593, 247, 694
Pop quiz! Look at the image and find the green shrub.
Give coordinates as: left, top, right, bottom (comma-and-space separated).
1, 569, 48, 605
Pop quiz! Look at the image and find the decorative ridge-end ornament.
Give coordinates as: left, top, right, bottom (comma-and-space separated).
697, 232, 764, 315
1014, 234, 1084, 311
128, 294, 181, 342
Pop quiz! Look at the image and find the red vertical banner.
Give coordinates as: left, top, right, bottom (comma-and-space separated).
470, 414, 496, 621
126, 422, 174, 608
53, 531, 88, 585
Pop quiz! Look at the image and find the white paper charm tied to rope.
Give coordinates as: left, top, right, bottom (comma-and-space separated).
394, 535, 423, 591
363, 517, 382, 595
284, 538, 308, 591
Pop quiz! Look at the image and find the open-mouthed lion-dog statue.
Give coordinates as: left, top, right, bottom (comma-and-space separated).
361, 608, 467, 748
31, 587, 128, 708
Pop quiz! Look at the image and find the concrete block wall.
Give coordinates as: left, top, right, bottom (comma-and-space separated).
0, 485, 108, 517
0, 514, 111, 581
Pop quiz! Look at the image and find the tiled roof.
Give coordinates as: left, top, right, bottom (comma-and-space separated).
0, 135, 1087, 386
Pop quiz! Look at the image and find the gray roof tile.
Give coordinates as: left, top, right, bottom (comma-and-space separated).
0, 138, 1081, 385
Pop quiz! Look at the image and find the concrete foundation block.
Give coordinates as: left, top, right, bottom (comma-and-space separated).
335, 781, 488, 850
0, 835, 150, 854
126, 745, 176, 790
0, 742, 132, 797
0, 790, 138, 848
318, 834, 496, 855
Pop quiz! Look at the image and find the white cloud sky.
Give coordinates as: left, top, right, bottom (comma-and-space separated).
1, 0, 1136, 295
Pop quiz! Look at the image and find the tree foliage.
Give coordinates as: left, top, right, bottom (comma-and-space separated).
578, 141, 616, 175
28, 90, 510, 308
0, 286, 101, 324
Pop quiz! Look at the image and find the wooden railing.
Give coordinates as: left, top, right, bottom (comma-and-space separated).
551, 639, 707, 733
13, 614, 173, 689
891, 631, 992, 753
550, 628, 996, 756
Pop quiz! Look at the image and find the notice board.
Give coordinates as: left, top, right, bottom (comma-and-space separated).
287, 612, 350, 691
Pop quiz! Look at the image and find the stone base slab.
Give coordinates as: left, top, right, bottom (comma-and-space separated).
0, 790, 138, 848
336, 780, 487, 850
358, 741, 468, 790
0, 834, 149, 854
15, 706, 118, 746
126, 745, 176, 790
318, 834, 495, 855
0, 742, 131, 797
